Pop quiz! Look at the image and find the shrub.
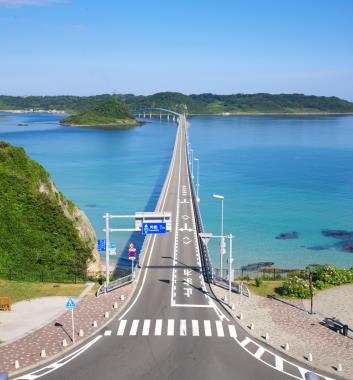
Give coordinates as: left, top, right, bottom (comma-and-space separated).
281, 276, 310, 298
255, 277, 263, 287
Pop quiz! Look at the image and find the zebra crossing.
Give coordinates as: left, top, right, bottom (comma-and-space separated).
104, 319, 237, 338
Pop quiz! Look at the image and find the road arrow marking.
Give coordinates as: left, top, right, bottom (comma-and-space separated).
179, 223, 193, 232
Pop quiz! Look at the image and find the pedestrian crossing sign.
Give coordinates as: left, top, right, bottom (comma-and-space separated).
66, 297, 76, 309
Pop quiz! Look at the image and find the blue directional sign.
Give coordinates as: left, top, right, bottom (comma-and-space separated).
142, 222, 167, 235
97, 239, 106, 252
66, 297, 76, 309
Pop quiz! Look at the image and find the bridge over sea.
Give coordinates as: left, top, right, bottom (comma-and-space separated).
17, 111, 331, 380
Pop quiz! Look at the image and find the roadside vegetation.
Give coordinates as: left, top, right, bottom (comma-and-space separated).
245, 265, 353, 299
1, 92, 353, 114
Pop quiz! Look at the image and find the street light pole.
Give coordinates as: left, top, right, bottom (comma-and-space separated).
228, 233, 233, 304
213, 194, 225, 278
194, 158, 200, 202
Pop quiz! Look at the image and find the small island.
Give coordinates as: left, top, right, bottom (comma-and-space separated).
60, 96, 140, 129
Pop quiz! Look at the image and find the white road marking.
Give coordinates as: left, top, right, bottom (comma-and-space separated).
192, 320, 199, 336
228, 325, 237, 338
275, 356, 283, 371
142, 319, 150, 336
117, 320, 127, 336
129, 320, 139, 336
183, 236, 191, 245
14, 335, 102, 380
204, 320, 212, 337
215, 320, 224, 337
240, 337, 251, 347
180, 319, 187, 336
167, 319, 174, 336
155, 319, 163, 336
104, 330, 112, 336
254, 347, 265, 359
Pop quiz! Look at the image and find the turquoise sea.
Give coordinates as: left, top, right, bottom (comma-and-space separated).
1, 112, 353, 270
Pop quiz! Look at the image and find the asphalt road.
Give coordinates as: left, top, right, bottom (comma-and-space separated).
37, 115, 299, 380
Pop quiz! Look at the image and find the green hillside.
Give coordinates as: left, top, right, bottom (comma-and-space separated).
60, 96, 138, 127
0, 142, 98, 276
1, 92, 353, 115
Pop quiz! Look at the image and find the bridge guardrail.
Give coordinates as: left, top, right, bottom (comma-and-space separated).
214, 276, 250, 298
96, 274, 134, 297
184, 128, 214, 284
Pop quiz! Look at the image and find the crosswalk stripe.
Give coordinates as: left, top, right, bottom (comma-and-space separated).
180, 320, 187, 336
104, 330, 112, 336
129, 320, 139, 336
215, 320, 224, 337
167, 319, 174, 336
204, 320, 212, 337
117, 320, 127, 336
155, 319, 163, 336
192, 320, 199, 336
228, 325, 237, 338
142, 320, 150, 336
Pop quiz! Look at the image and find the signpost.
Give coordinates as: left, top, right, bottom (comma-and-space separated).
128, 242, 137, 275
66, 297, 76, 343
142, 222, 167, 235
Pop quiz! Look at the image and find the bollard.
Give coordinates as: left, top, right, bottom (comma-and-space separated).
104, 311, 109, 318
238, 313, 243, 320
62, 339, 67, 347
231, 304, 235, 310
92, 320, 98, 327
79, 329, 84, 337
307, 353, 313, 362
249, 323, 255, 330
113, 302, 118, 309
40, 349, 46, 358
337, 363, 343, 372
284, 343, 290, 351
224, 296, 228, 303
265, 333, 270, 341
14, 360, 20, 369
120, 295, 125, 301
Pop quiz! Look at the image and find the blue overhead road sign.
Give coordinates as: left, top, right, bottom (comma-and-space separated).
66, 297, 76, 309
142, 223, 167, 235
98, 239, 106, 252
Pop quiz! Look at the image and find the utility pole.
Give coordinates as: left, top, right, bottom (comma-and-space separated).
104, 213, 110, 288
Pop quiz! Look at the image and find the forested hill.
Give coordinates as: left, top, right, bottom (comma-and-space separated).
1, 92, 353, 114
0, 142, 100, 276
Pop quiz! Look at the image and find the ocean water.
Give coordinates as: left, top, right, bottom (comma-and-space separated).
1, 112, 353, 270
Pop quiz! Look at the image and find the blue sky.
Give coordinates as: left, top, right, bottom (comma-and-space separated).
1, 0, 353, 99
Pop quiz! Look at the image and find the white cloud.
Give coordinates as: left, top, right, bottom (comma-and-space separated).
0, 0, 65, 7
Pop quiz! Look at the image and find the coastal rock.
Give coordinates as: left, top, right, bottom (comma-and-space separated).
275, 231, 299, 240
335, 240, 353, 253
321, 229, 353, 239
307, 245, 328, 251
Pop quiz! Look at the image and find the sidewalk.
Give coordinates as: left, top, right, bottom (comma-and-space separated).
211, 283, 353, 379
0, 282, 135, 375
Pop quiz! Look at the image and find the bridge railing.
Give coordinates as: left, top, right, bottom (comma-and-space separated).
184, 124, 214, 284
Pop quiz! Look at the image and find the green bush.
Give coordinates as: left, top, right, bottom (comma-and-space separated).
313, 265, 353, 285
281, 276, 311, 298
255, 277, 263, 287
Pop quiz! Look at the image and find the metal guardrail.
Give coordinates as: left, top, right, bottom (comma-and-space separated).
184, 130, 214, 284
96, 274, 134, 297
214, 277, 250, 298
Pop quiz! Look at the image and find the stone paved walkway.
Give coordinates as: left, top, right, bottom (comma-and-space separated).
211, 284, 353, 380
0, 282, 135, 375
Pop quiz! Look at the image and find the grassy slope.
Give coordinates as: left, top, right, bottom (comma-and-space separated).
0, 279, 87, 302
61, 96, 137, 126
0, 142, 93, 275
